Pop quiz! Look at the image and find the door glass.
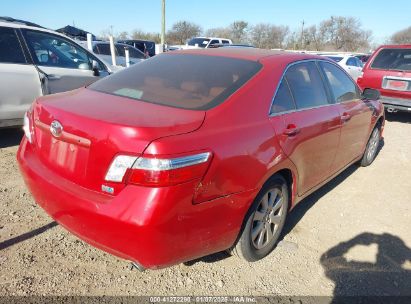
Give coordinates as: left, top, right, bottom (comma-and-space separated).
346, 57, 357, 66
209, 40, 220, 46
0, 27, 26, 64
115, 45, 145, 59
23, 30, 91, 70
285, 62, 329, 109
320, 62, 361, 103
271, 80, 296, 114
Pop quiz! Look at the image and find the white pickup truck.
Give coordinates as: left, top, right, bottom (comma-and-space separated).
184, 37, 233, 49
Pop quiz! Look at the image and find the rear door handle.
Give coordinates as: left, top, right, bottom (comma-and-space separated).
283, 125, 300, 136
341, 113, 352, 123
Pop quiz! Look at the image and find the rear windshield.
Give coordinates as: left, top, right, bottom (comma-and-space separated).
327, 56, 343, 62
89, 54, 262, 110
371, 48, 411, 71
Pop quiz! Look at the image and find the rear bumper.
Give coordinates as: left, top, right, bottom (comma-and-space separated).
17, 138, 256, 269
380, 96, 411, 112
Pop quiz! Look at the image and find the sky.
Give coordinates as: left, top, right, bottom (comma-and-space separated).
2, 0, 410, 43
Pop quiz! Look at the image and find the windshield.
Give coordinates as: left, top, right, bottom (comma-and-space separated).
89, 54, 262, 110
327, 56, 343, 62
371, 48, 411, 71
187, 38, 210, 48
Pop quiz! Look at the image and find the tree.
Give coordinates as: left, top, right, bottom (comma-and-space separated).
131, 29, 161, 43
167, 21, 202, 44
205, 27, 231, 39
229, 20, 249, 43
319, 16, 371, 51
250, 23, 289, 49
117, 31, 129, 40
391, 26, 411, 44
304, 25, 325, 51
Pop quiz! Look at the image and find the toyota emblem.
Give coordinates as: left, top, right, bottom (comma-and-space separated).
50, 120, 63, 138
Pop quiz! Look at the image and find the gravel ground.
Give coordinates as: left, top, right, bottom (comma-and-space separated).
0, 113, 410, 297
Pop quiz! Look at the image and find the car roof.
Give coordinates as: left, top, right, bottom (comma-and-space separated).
170, 48, 324, 63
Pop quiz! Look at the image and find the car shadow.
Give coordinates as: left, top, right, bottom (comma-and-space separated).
282, 164, 359, 238
183, 166, 361, 267
184, 137, 385, 267
0, 127, 24, 148
321, 232, 411, 298
0, 221, 58, 251
385, 111, 411, 123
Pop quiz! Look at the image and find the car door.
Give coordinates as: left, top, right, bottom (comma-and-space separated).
0, 26, 42, 126
318, 61, 373, 171
269, 61, 341, 195
21, 29, 109, 94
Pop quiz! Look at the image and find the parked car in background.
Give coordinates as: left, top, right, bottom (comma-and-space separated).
117, 39, 156, 57
185, 37, 233, 49
0, 17, 110, 128
79, 41, 146, 71
325, 54, 364, 81
18, 48, 384, 270
357, 45, 411, 113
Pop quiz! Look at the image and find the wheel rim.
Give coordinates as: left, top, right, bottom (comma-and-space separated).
367, 129, 380, 161
251, 187, 284, 250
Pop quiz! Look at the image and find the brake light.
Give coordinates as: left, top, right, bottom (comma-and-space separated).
23, 111, 33, 143
105, 152, 212, 187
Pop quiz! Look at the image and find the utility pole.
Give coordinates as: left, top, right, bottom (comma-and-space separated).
300, 20, 305, 50
161, 0, 166, 50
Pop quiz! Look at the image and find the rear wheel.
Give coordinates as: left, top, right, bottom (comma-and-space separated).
360, 126, 381, 167
231, 175, 289, 262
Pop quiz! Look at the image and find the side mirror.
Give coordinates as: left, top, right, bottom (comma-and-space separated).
362, 88, 380, 100
92, 60, 100, 77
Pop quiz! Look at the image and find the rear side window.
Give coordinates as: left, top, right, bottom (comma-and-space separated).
320, 62, 361, 103
346, 57, 357, 66
327, 56, 343, 62
371, 48, 411, 71
271, 80, 296, 114
96, 44, 114, 56
285, 62, 329, 109
116, 45, 145, 59
222, 40, 231, 44
0, 27, 26, 64
89, 54, 262, 110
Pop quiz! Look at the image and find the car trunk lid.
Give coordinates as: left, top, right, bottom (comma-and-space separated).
32, 88, 205, 194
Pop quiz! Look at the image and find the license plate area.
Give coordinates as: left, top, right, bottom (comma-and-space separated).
34, 120, 90, 180
382, 76, 411, 92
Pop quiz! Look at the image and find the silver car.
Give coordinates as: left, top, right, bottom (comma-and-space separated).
80, 41, 146, 71
0, 17, 111, 127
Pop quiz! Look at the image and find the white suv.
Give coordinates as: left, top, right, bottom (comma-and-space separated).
0, 17, 110, 127
185, 37, 233, 49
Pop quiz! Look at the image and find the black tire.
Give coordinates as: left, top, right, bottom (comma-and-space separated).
231, 175, 289, 262
360, 126, 381, 167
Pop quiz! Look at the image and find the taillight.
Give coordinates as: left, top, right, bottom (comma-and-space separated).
23, 111, 33, 143
105, 152, 212, 187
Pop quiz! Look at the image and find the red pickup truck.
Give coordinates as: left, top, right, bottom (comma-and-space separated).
357, 45, 411, 113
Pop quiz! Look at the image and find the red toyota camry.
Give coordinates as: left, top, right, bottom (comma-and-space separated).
18, 48, 384, 270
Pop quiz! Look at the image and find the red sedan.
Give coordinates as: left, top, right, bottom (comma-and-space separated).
18, 48, 384, 270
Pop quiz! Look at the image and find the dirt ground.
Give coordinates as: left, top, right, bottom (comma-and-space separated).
0, 113, 410, 298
